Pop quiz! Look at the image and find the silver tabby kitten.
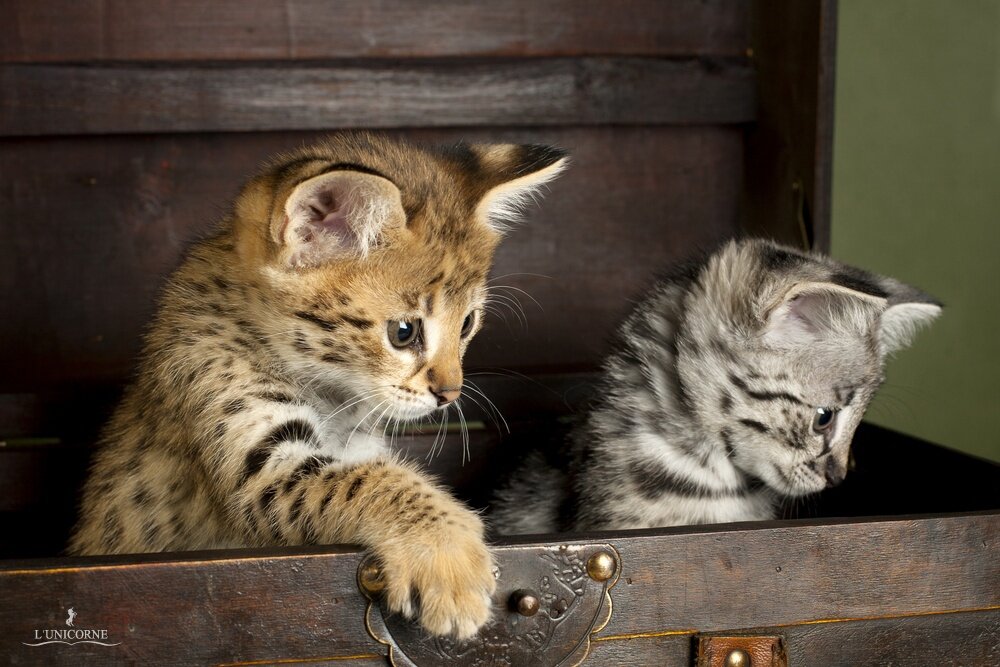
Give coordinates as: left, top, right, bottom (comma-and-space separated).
491, 239, 941, 533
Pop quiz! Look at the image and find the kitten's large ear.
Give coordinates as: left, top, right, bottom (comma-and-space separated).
272, 170, 406, 268
763, 274, 942, 354
877, 277, 942, 354
762, 282, 887, 348
466, 144, 569, 232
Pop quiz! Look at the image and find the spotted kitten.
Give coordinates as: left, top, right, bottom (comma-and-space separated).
69, 132, 568, 638
491, 239, 940, 533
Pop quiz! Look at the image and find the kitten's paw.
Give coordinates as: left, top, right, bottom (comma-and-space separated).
377, 508, 496, 639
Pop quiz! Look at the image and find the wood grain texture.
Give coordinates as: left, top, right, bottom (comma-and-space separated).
0, 57, 756, 137
741, 0, 837, 252
1, 513, 996, 665
0, 126, 744, 391
779, 608, 1000, 666
0, 0, 750, 63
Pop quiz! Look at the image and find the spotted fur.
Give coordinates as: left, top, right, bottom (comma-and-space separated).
69, 132, 568, 639
491, 239, 941, 533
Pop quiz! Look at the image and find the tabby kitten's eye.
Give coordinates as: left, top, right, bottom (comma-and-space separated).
460, 312, 477, 338
388, 319, 421, 348
812, 407, 837, 433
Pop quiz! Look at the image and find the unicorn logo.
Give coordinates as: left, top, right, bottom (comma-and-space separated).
65, 608, 77, 627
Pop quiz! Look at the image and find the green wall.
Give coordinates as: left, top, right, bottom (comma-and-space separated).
832, 1, 1000, 461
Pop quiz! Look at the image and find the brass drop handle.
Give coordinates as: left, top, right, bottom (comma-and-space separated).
509, 589, 540, 617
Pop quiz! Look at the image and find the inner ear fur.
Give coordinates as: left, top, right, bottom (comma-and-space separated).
273, 170, 406, 268
762, 282, 888, 348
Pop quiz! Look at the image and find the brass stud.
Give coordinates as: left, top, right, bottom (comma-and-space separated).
509, 589, 540, 617
358, 561, 386, 594
586, 550, 616, 582
725, 648, 751, 667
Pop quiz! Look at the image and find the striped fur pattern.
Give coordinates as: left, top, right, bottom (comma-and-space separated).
69, 132, 568, 639
491, 239, 941, 533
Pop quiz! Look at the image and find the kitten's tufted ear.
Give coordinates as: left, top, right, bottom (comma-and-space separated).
273, 170, 406, 268
463, 143, 570, 232
877, 278, 942, 354
762, 282, 887, 348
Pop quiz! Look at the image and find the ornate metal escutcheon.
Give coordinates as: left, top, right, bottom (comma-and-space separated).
359, 543, 620, 666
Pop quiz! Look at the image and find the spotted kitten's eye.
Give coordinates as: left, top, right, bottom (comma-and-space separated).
460, 312, 477, 338
388, 319, 421, 348
812, 407, 837, 433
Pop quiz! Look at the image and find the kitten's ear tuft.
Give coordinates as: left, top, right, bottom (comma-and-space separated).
762, 282, 886, 348
465, 143, 570, 232
878, 279, 942, 354
273, 170, 406, 268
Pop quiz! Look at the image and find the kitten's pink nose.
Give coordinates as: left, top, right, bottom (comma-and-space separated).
427, 366, 462, 406
432, 388, 461, 406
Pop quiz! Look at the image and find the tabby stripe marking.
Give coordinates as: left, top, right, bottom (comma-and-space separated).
238, 420, 320, 487
294, 311, 339, 331
263, 419, 319, 448
627, 459, 745, 501
738, 418, 770, 434
729, 373, 805, 406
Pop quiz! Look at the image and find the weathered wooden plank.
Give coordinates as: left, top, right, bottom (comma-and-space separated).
741, 0, 837, 252
0, 58, 756, 137
0, 0, 750, 63
779, 608, 1000, 666
0, 126, 744, 391
599, 513, 999, 635
1, 514, 996, 665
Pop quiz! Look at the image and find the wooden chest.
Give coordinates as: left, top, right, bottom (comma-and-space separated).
1, 1, 997, 665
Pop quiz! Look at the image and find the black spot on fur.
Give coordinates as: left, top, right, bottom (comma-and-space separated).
132, 486, 152, 507
720, 392, 734, 414
321, 352, 346, 363
240, 445, 273, 486
213, 422, 228, 440
259, 484, 278, 513
293, 333, 314, 353
222, 398, 247, 415
288, 491, 305, 525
